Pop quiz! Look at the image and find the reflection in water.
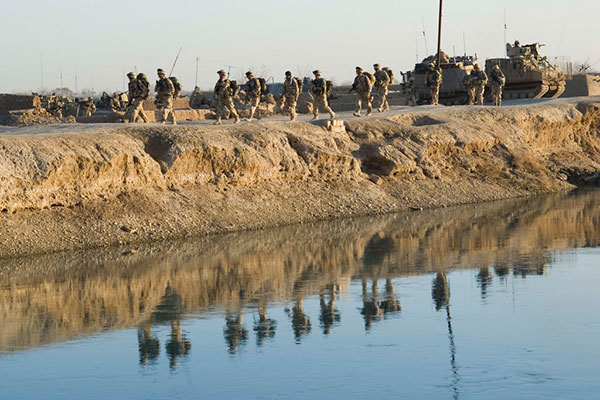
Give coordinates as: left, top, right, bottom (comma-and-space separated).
319, 285, 340, 335
2, 190, 600, 375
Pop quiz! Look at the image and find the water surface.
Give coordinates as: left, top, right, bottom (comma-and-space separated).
1, 190, 599, 399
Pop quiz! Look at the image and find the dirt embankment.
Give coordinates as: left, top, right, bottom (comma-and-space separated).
0, 97, 599, 258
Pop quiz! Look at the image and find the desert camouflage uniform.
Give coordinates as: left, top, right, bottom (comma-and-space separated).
425, 67, 442, 105
76, 97, 96, 117
374, 68, 390, 112
490, 68, 506, 106
472, 68, 488, 106
310, 73, 335, 119
282, 76, 299, 121
214, 76, 240, 125
155, 76, 176, 124
353, 73, 373, 116
245, 76, 261, 121
127, 75, 149, 123
464, 72, 476, 105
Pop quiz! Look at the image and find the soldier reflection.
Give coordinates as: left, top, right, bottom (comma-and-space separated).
494, 263, 510, 281
319, 284, 340, 335
137, 323, 160, 366
166, 320, 191, 370
254, 300, 277, 346
476, 267, 492, 300
360, 279, 383, 330
290, 295, 312, 343
224, 309, 248, 354
379, 279, 401, 317
152, 283, 191, 370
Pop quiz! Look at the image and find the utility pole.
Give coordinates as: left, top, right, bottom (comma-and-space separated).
436, 0, 443, 67
195, 57, 199, 88
504, 9, 507, 48
415, 28, 419, 62
40, 54, 44, 93
59, 66, 64, 96
463, 31, 467, 57
74, 68, 78, 97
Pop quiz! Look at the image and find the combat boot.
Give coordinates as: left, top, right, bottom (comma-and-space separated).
353, 112, 361, 117
330, 112, 336, 119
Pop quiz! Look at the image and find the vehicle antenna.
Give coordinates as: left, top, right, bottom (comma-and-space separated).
195, 57, 199, 87
556, 20, 567, 59
421, 17, 429, 55
463, 31, 467, 57
415, 27, 419, 62
168, 46, 183, 77
504, 9, 507, 49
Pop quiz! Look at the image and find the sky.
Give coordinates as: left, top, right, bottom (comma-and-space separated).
0, 0, 599, 94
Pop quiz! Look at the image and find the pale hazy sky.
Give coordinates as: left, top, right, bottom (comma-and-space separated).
1, 0, 598, 94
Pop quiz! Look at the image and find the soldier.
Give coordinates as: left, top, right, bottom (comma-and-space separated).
245, 71, 261, 122
352, 66, 373, 117
109, 92, 121, 112
425, 63, 442, 105
490, 65, 506, 106
189, 86, 204, 109
464, 70, 476, 105
472, 64, 488, 106
373, 63, 390, 112
126, 71, 149, 123
46, 95, 64, 119
214, 69, 240, 125
76, 97, 96, 117
402, 72, 416, 106
155, 68, 177, 124
310, 70, 335, 120
282, 71, 299, 121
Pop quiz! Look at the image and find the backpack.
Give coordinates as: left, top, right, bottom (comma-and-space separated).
385, 68, 394, 84
258, 78, 268, 95
169, 77, 182, 97
363, 71, 376, 85
136, 73, 150, 98
230, 80, 239, 96
294, 77, 303, 93
326, 80, 334, 97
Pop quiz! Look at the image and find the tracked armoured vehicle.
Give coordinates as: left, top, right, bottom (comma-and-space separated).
486, 42, 567, 100
412, 53, 479, 106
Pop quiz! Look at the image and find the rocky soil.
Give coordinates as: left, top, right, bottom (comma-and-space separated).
1, 97, 599, 259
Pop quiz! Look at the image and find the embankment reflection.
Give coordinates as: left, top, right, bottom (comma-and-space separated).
1, 190, 599, 366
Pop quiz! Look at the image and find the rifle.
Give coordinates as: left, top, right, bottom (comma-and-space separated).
348, 83, 357, 94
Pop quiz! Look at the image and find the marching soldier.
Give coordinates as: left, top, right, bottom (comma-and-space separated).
155, 68, 177, 124
282, 71, 299, 121
245, 71, 261, 122
425, 63, 442, 105
126, 71, 149, 123
214, 69, 240, 125
352, 66, 373, 117
373, 63, 390, 112
472, 64, 488, 106
490, 65, 506, 106
310, 70, 335, 120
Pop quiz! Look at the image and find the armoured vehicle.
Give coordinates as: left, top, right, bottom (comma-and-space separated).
412, 54, 479, 106
485, 42, 567, 99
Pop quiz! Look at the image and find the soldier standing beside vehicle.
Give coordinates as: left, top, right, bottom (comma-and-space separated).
373, 64, 390, 112
310, 70, 335, 120
464, 70, 476, 105
490, 65, 506, 106
425, 63, 442, 105
282, 71, 299, 121
472, 64, 488, 106
126, 72, 149, 123
214, 69, 240, 125
352, 67, 373, 117
245, 71, 261, 122
155, 68, 177, 124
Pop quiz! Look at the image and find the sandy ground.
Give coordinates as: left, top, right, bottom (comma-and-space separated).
0, 96, 599, 259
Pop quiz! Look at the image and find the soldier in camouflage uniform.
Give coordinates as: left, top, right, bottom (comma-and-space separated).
472, 64, 488, 106
373, 64, 390, 112
425, 63, 442, 105
214, 69, 240, 125
282, 71, 299, 121
310, 70, 335, 120
126, 72, 149, 123
490, 65, 506, 106
463, 70, 476, 105
352, 67, 373, 117
75, 97, 96, 117
155, 68, 177, 124
245, 71, 261, 122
